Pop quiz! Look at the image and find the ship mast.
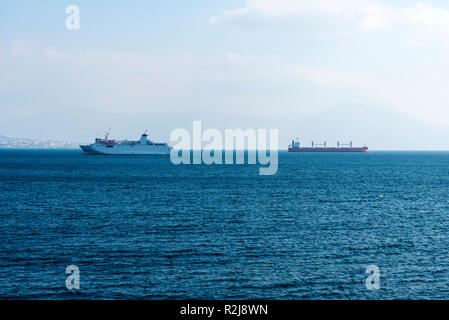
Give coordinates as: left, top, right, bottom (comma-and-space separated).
104, 128, 111, 140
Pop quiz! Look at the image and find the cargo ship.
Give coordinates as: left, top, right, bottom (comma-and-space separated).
80, 130, 171, 155
288, 140, 368, 152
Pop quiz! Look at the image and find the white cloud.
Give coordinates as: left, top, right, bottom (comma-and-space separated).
11, 41, 35, 56
402, 3, 449, 35
43, 49, 66, 64
208, 15, 220, 24
223, 7, 251, 19
0, 46, 372, 119
213, 0, 449, 38
214, 0, 392, 30
292, 66, 366, 87
225, 53, 248, 66
3, 45, 449, 126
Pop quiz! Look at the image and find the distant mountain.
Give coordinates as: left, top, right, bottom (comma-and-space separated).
0, 134, 78, 149
2, 104, 449, 150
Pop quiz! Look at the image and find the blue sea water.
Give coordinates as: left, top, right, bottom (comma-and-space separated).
1, 149, 449, 299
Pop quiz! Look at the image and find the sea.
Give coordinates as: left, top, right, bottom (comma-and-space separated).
1, 149, 449, 299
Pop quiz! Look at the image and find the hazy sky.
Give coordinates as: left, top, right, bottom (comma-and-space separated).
2, 0, 449, 149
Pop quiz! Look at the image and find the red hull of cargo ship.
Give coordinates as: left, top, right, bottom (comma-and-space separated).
288, 147, 368, 152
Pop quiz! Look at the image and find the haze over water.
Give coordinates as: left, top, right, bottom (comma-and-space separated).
1, 149, 449, 299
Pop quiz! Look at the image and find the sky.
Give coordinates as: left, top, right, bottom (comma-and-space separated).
2, 0, 449, 149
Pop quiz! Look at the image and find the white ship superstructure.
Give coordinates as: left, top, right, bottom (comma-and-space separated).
80, 131, 171, 155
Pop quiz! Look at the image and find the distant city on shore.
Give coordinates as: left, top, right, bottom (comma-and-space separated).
0, 134, 78, 149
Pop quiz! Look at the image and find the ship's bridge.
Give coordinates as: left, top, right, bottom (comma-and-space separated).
140, 132, 148, 145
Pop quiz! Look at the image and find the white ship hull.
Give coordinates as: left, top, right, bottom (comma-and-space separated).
80, 144, 171, 155
80, 131, 171, 155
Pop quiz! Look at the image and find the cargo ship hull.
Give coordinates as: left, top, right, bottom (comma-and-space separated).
288, 147, 368, 152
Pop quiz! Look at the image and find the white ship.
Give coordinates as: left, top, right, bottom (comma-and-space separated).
80, 130, 171, 155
